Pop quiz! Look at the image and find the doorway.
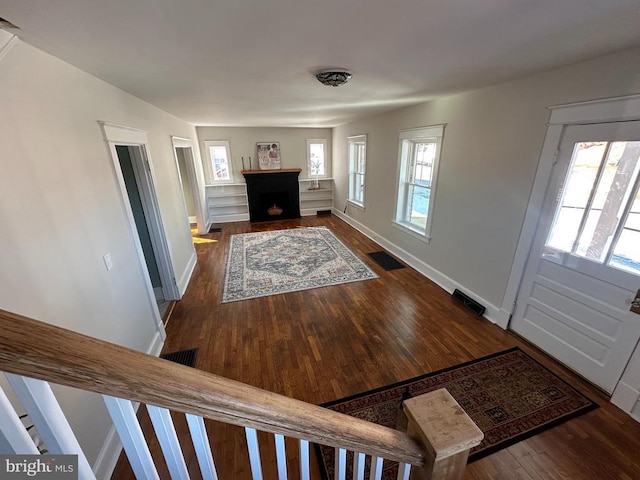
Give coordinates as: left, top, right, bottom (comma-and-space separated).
510, 120, 640, 393
171, 136, 208, 235
115, 145, 166, 307
175, 147, 197, 225
100, 122, 179, 335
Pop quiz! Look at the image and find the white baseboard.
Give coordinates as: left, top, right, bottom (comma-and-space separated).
200, 219, 212, 235
333, 209, 509, 327
177, 250, 197, 297
496, 309, 512, 329
207, 213, 250, 223
93, 332, 164, 479
147, 330, 166, 357
611, 381, 640, 420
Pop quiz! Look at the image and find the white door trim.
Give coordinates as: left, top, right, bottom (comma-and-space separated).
501, 94, 640, 328
547, 93, 640, 125
171, 136, 209, 234
99, 121, 177, 338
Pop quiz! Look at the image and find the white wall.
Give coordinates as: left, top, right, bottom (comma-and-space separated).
0, 31, 199, 476
333, 46, 640, 323
196, 126, 333, 183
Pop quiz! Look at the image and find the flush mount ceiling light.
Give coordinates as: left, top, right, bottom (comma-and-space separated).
0, 17, 19, 29
315, 70, 352, 87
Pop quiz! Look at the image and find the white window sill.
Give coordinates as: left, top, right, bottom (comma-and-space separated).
347, 200, 365, 212
392, 220, 431, 244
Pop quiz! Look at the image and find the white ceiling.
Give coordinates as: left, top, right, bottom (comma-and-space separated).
2, 0, 640, 127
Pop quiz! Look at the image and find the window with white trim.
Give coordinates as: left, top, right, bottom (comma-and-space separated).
307, 139, 327, 177
204, 140, 233, 183
348, 135, 367, 206
394, 126, 444, 239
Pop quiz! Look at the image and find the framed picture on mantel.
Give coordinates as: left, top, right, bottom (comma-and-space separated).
257, 142, 281, 170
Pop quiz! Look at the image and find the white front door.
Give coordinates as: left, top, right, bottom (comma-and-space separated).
511, 121, 640, 393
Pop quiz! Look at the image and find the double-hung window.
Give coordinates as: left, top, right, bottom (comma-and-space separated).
394, 126, 444, 240
204, 140, 233, 183
307, 139, 328, 177
348, 135, 367, 207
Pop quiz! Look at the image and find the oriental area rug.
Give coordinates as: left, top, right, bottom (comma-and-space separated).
317, 347, 598, 480
221, 227, 378, 303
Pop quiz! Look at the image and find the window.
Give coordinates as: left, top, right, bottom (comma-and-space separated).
394, 126, 444, 239
307, 139, 328, 177
348, 135, 367, 206
204, 140, 233, 183
545, 140, 640, 275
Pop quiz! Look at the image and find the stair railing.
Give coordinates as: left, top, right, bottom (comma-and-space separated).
0, 309, 482, 480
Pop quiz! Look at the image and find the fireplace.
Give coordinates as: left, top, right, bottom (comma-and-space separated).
242, 169, 301, 222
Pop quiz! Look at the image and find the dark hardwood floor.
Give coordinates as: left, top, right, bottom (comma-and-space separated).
112, 215, 640, 480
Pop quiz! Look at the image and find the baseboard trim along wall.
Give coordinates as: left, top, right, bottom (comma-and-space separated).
177, 250, 197, 297
333, 209, 510, 328
611, 381, 640, 422
201, 220, 212, 236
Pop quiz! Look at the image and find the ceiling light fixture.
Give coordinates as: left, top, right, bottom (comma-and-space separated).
315, 70, 352, 87
0, 17, 19, 29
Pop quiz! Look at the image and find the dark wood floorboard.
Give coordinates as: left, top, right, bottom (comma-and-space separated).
111, 215, 640, 480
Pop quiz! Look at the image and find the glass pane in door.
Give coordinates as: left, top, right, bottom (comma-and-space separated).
609, 194, 640, 275
545, 140, 640, 274
546, 142, 607, 252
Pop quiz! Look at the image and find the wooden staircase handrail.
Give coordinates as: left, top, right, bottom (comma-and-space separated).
0, 309, 425, 466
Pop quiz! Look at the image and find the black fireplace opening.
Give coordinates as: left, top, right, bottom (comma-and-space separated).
260, 191, 290, 219
243, 170, 301, 222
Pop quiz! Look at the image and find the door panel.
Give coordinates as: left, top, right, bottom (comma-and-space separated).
530, 282, 620, 339
511, 121, 640, 393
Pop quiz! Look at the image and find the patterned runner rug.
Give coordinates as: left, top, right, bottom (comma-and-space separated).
221, 227, 378, 303
318, 347, 598, 479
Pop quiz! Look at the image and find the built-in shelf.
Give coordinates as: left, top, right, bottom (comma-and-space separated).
206, 176, 333, 222
299, 178, 333, 216
206, 183, 249, 223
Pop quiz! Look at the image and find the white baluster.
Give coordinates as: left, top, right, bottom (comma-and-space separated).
245, 427, 263, 480
103, 396, 160, 480
353, 452, 365, 480
396, 463, 411, 480
5, 374, 96, 480
299, 439, 310, 480
274, 433, 288, 480
147, 405, 189, 480
369, 456, 383, 480
0, 383, 39, 454
185, 413, 218, 480
335, 447, 346, 480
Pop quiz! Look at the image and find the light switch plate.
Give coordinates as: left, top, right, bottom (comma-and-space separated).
103, 253, 113, 271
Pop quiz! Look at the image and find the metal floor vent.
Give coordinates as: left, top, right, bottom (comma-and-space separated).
209, 226, 222, 233
367, 251, 405, 271
160, 348, 198, 367
452, 289, 486, 316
